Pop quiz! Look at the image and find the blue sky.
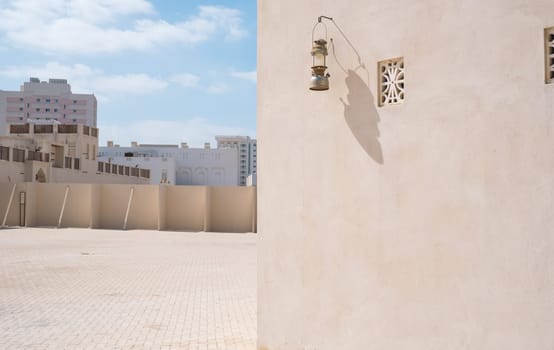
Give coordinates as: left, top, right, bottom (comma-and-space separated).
0, 0, 257, 147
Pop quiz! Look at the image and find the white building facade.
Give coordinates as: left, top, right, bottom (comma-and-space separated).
215, 136, 257, 186
0, 78, 97, 135
99, 142, 239, 186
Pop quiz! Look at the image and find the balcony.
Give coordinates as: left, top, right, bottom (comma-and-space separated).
58, 124, 78, 134
34, 124, 53, 134
10, 124, 29, 134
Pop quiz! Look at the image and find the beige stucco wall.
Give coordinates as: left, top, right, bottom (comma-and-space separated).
258, 1, 554, 349
0, 160, 25, 183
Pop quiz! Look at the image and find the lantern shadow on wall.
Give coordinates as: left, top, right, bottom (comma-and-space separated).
311, 16, 383, 164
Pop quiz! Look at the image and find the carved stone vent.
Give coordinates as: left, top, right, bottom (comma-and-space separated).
546, 27, 554, 84
378, 57, 405, 106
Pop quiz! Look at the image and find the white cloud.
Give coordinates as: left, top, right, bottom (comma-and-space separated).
93, 74, 167, 95
170, 73, 200, 87
230, 70, 256, 83
98, 118, 254, 147
206, 83, 228, 94
0, 1, 247, 55
0, 61, 167, 97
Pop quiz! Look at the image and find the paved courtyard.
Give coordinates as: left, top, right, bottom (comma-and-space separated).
0, 228, 256, 350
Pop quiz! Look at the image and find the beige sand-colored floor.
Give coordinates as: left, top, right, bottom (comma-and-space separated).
0, 228, 256, 350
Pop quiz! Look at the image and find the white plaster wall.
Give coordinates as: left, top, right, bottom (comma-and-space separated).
99, 146, 239, 186
0, 160, 25, 183
258, 1, 554, 349
98, 156, 176, 185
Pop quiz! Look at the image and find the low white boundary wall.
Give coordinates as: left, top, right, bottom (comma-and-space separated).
0, 183, 256, 233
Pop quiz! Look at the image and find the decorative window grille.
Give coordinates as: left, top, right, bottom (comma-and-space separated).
140, 169, 150, 178
546, 27, 554, 84
378, 57, 405, 106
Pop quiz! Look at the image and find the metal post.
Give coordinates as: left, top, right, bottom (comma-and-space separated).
57, 185, 70, 228
19, 192, 25, 226
2, 184, 16, 227
123, 187, 135, 230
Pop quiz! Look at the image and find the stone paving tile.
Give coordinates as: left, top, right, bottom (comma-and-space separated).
0, 228, 256, 350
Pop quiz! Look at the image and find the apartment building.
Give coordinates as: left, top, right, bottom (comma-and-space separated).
0, 78, 97, 135
215, 136, 257, 186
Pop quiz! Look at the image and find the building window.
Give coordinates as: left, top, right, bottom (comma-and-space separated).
19, 107, 23, 111
46, 99, 50, 103
45, 108, 50, 112
378, 57, 405, 106
35, 108, 40, 112
36, 98, 40, 102
0, 146, 10, 161
546, 26, 554, 84
19, 97, 23, 102
13, 148, 25, 162
54, 108, 58, 112
73, 100, 77, 103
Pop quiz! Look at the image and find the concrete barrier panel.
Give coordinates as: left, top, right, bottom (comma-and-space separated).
125, 185, 158, 230
209, 186, 256, 233
164, 186, 206, 232
59, 184, 92, 228
0, 182, 27, 226
0, 182, 257, 232
90, 184, 100, 228
97, 184, 133, 229
34, 183, 68, 227
158, 185, 167, 230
